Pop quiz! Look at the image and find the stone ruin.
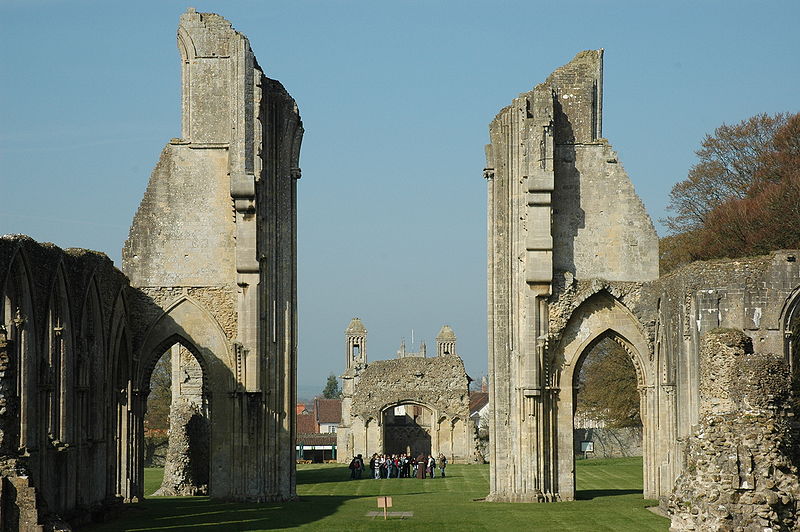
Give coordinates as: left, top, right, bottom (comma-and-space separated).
668, 329, 800, 531
1, 9, 302, 530
1, 8, 800, 531
337, 319, 480, 463
484, 49, 659, 502
484, 47, 800, 526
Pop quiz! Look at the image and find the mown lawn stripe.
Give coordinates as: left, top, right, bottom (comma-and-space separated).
85, 458, 669, 531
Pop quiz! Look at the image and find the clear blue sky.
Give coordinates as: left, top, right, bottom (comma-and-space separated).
2, 1, 798, 399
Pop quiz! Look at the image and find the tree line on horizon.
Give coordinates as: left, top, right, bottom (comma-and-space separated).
660, 111, 800, 273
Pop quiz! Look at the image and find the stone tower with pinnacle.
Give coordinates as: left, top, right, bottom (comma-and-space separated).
338, 318, 367, 459
436, 325, 457, 356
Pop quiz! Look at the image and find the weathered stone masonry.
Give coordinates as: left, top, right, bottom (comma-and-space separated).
485, 49, 659, 502
123, 9, 303, 502
484, 49, 800, 511
668, 330, 800, 531
0, 9, 303, 529
0, 236, 131, 531
338, 320, 479, 463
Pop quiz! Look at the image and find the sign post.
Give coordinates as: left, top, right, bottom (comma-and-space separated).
377, 496, 393, 520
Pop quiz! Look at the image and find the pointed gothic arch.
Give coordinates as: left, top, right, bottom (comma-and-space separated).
1, 247, 36, 453
781, 286, 800, 392
552, 290, 656, 500
77, 274, 108, 505
134, 295, 235, 499
107, 289, 134, 501
39, 263, 77, 515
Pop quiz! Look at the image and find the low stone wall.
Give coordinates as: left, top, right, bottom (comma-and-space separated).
574, 427, 642, 458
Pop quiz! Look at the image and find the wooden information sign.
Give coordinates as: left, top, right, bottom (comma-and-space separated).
377, 496, 393, 520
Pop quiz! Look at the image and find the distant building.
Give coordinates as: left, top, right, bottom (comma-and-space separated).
469, 391, 490, 427
337, 318, 480, 463
294, 398, 341, 462
314, 398, 342, 433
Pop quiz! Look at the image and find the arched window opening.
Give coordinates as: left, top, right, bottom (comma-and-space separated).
115, 332, 131, 500
76, 282, 106, 506
2, 257, 34, 451
785, 295, 800, 400
0, 256, 36, 451
43, 271, 74, 448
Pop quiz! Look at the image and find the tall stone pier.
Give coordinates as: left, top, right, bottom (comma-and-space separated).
123, 10, 303, 501
484, 50, 659, 502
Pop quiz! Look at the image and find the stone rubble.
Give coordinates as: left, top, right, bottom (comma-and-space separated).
668, 329, 800, 531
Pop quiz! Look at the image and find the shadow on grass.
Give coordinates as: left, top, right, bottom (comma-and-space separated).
88, 495, 355, 531
575, 489, 643, 500
297, 466, 445, 485
297, 466, 352, 485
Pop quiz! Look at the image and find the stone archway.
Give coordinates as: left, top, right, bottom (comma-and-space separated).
142, 336, 210, 496
381, 401, 433, 457
554, 291, 655, 500
134, 296, 233, 500
782, 288, 800, 398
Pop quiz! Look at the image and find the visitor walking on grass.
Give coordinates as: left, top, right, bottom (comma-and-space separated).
427, 454, 436, 478
438, 453, 447, 478
348, 455, 362, 480
356, 454, 364, 479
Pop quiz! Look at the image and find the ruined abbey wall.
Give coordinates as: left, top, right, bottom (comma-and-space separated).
123, 9, 302, 502
668, 330, 800, 531
643, 251, 800, 500
483, 48, 800, 511
485, 49, 659, 503
0, 236, 131, 530
1, 10, 303, 528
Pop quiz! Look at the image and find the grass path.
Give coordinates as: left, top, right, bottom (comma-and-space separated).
84, 457, 668, 531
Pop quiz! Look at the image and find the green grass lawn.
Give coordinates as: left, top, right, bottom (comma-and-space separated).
84, 458, 668, 531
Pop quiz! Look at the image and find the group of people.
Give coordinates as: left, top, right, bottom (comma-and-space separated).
348, 452, 447, 479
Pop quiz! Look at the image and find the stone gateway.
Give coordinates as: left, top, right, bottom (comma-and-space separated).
337, 319, 480, 463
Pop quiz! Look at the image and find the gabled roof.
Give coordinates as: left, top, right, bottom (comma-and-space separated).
296, 403, 308, 415
296, 413, 317, 434
469, 391, 489, 414
315, 398, 342, 424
